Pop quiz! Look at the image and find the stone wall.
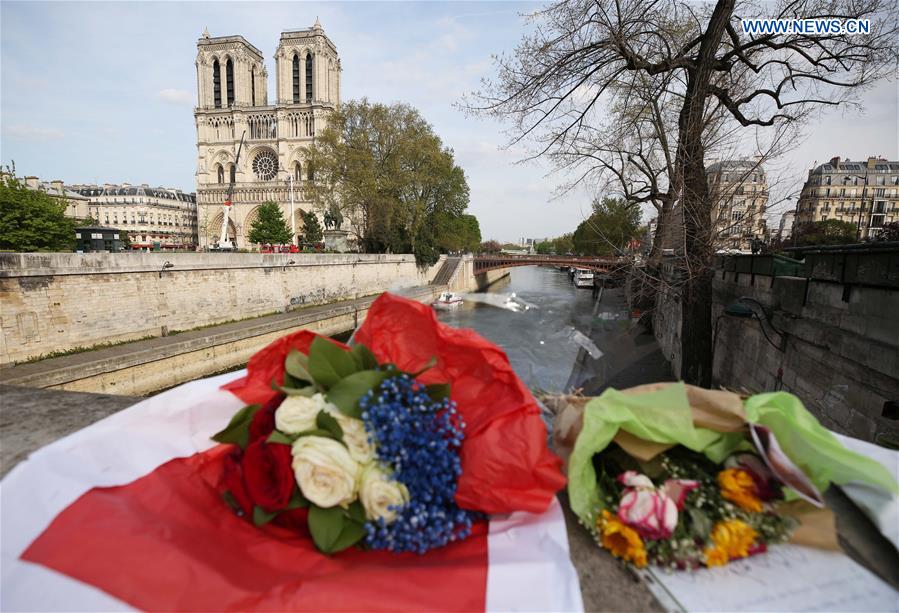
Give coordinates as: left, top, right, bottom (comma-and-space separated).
0, 252, 444, 365
711, 248, 898, 444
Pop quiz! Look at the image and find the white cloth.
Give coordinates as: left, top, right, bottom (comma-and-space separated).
1, 371, 583, 612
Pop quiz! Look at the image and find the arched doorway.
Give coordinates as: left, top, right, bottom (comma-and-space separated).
209, 211, 237, 246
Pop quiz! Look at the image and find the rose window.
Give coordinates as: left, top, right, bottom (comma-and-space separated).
252, 150, 278, 181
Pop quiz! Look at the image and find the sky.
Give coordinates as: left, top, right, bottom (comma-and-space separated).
2, 1, 897, 242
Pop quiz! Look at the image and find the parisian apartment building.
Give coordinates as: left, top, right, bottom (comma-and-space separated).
795, 156, 899, 239
706, 159, 769, 251
12, 174, 91, 219
68, 184, 199, 250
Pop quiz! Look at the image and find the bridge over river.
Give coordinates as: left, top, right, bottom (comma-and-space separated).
473, 254, 627, 274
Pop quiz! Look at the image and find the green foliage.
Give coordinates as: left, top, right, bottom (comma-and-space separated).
211, 404, 262, 449
248, 201, 292, 245
535, 232, 575, 255
307, 99, 478, 263
300, 210, 323, 244
875, 221, 899, 242
572, 198, 641, 256
479, 240, 501, 253
308, 503, 367, 554
793, 220, 858, 246
0, 173, 78, 252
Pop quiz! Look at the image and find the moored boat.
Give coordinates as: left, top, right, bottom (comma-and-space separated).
432, 291, 464, 310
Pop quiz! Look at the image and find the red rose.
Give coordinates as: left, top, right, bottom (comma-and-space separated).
248, 394, 284, 444
242, 439, 295, 513
222, 449, 252, 517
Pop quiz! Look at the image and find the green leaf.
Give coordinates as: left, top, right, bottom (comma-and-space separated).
408, 356, 438, 377
346, 500, 366, 525
308, 337, 358, 389
285, 349, 314, 383
295, 428, 341, 440
211, 404, 261, 449
308, 505, 366, 554
425, 383, 451, 402
287, 486, 309, 510
222, 491, 245, 516
271, 380, 318, 397
688, 507, 712, 540
350, 344, 379, 370
316, 410, 344, 440
326, 370, 392, 418
267, 430, 295, 445
253, 505, 279, 526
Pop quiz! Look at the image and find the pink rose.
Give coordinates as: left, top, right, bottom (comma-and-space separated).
616, 472, 698, 541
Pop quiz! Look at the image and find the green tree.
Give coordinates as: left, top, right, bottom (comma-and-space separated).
248, 202, 292, 245
307, 99, 472, 262
793, 220, 858, 246
300, 210, 323, 244
479, 240, 501, 254
0, 173, 77, 252
572, 197, 641, 256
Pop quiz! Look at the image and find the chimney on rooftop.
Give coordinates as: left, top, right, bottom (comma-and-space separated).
24, 176, 40, 189
830, 156, 840, 167
867, 157, 878, 169
50, 180, 64, 192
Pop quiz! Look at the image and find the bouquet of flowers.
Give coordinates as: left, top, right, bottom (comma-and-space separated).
215, 292, 566, 555
553, 382, 898, 570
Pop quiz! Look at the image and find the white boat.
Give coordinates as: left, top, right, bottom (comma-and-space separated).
574, 269, 594, 288
432, 291, 464, 310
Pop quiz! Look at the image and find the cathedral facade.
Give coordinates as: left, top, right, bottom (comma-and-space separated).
194, 21, 340, 249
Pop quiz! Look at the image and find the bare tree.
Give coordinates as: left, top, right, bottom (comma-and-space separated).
465, 0, 898, 385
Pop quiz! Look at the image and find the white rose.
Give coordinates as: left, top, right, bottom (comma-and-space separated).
359, 464, 409, 524
275, 393, 328, 434
331, 414, 375, 464
291, 436, 360, 508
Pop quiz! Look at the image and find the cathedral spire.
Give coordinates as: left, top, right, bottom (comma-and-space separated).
313, 17, 322, 30
202, 26, 210, 39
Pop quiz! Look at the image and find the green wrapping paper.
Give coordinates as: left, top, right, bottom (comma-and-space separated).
567, 382, 898, 528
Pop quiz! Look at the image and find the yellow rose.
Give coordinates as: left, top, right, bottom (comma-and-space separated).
275, 393, 328, 434
291, 436, 360, 508
359, 464, 409, 523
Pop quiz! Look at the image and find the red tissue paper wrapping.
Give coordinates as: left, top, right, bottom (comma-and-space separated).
224, 292, 567, 515
22, 292, 565, 611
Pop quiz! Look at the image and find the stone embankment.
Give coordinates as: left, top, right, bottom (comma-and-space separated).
0, 252, 448, 365
645, 244, 899, 445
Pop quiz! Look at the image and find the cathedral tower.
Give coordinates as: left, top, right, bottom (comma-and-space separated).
194, 23, 341, 249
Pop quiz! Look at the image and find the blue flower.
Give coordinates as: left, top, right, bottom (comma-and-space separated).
360, 374, 475, 553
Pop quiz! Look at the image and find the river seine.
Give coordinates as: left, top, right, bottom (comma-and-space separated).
435, 266, 646, 394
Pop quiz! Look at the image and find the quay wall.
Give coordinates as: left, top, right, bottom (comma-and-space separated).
649, 248, 899, 444
0, 252, 444, 365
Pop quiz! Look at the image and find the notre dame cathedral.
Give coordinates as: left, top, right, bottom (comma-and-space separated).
194, 21, 340, 249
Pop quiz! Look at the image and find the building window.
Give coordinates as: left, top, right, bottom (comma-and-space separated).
294, 162, 302, 182
213, 59, 222, 108
226, 58, 235, 106
305, 53, 313, 102
230, 165, 236, 183
292, 54, 300, 103
252, 149, 279, 181
217, 165, 224, 184
307, 161, 314, 182
251, 67, 256, 106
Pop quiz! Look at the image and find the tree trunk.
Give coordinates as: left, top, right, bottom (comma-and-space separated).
673, 0, 735, 386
